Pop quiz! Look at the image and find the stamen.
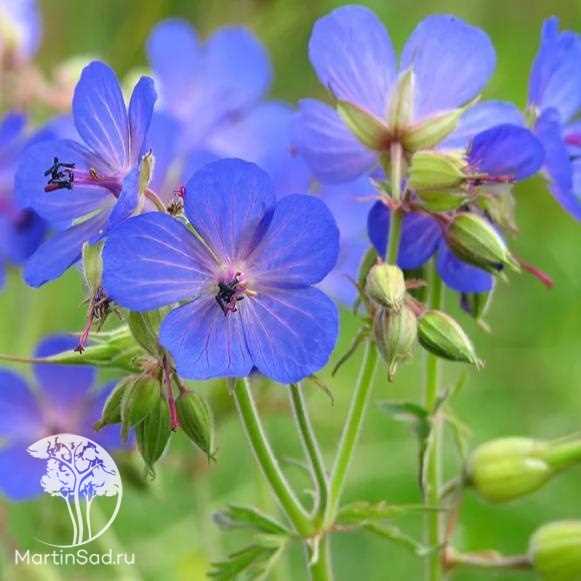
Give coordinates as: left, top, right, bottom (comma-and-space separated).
215, 272, 246, 316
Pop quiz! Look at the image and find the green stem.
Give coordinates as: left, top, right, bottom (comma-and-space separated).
309, 535, 334, 581
386, 142, 403, 264
324, 341, 378, 527
424, 262, 444, 581
231, 378, 313, 537
289, 383, 329, 523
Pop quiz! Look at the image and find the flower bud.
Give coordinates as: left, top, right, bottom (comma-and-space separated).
176, 390, 215, 460
446, 213, 519, 273
336, 100, 390, 150
530, 521, 581, 581
366, 264, 406, 310
94, 376, 132, 431
387, 69, 415, 130
467, 437, 551, 503
136, 397, 172, 477
418, 309, 482, 366
374, 305, 418, 381
121, 376, 162, 439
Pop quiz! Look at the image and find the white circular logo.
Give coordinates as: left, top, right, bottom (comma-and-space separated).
26, 434, 123, 548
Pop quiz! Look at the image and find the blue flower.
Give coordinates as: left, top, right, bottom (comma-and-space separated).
0, 0, 42, 63
103, 159, 339, 384
145, 20, 310, 199
528, 17, 581, 220
294, 5, 496, 184
0, 112, 46, 288
368, 125, 544, 293
15, 61, 157, 287
0, 335, 123, 501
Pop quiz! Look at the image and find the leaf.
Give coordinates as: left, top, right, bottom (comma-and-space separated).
364, 523, 432, 557
213, 505, 289, 536
337, 501, 440, 527
209, 538, 284, 580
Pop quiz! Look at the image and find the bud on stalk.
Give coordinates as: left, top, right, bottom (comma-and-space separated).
94, 376, 133, 430
121, 376, 162, 439
374, 305, 417, 381
136, 397, 172, 476
366, 264, 406, 310
446, 213, 519, 273
530, 521, 581, 581
176, 390, 215, 460
418, 309, 482, 366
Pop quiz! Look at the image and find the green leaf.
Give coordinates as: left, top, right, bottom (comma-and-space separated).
337, 501, 438, 527
213, 505, 289, 536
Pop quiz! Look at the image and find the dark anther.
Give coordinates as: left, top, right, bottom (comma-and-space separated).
44, 157, 75, 192
215, 273, 243, 316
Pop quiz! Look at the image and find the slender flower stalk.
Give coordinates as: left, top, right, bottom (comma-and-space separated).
289, 383, 329, 524
424, 261, 445, 581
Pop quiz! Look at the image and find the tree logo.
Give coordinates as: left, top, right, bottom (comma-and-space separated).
26, 434, 123, 548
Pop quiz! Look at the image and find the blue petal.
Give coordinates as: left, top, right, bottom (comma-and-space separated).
24, 210, 109, 287
33, 335, 96, 413
0, 443, 46, 501
0, 0, 42, 61
103, 212, 212, 311
308, 5, 396, 117
73, 61, 130, 172
436, 244, 493, 293
183, 159, 275, 261
243, 287, 338, 384
128, 76, 157, 162
565, 120, 581, 157
440, 101, 525, 150
147, 19, 201, 118
14, 138, 112, 223
108, 168, 139, 227
160, 298, 254, 380
203, 26, 271, 114
401, 15, 495, 119
0, 369, 42, 441
0, 112, 26, 160
207, 102, 312, 197
528, 18, 581, 123
535, 109, 581, 220
0, 209, 47, 265
367, 202, 441, 268
468, 124, 545, 180
248, 194, 340, 288
294, 99, 377, 183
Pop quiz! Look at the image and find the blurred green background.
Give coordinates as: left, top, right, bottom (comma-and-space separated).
1, 0, 581, 579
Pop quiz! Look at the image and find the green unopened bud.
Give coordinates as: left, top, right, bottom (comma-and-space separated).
530, 521, 581, 581
121, 376, 162, 439
82, 241, 104, 295
374, 305, 418, 381
387, 69, 415, 130
467, 437, 551, 503
366, 264, 406, 310
478, 184, 517, 233
176, 390, 215, 460
446, 213, 519, 273
401, 105, 469, 151
136, 397, 172, 477
94, 377, 133, 431
418, 309, 482, 366
337, 100, 390, 150
128, 311, 162, 356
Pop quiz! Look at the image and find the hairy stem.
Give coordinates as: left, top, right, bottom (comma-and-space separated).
289, 383, 329, 524
309, 535, 334, 581
231, 378, 313, 538
424, 261, 445, 581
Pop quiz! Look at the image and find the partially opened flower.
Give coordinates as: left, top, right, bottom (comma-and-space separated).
368, 125, 544, 293
103, 159, 339, 384
0, 335, 122, 501
528, 17, 581, 220
15, 60, 157, 287
0, 111, 46, 287
146, 19, 309, 200
294, 5, 496, 184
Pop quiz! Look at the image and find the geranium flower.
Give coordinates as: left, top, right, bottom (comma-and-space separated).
145, 19, 310, 200
103, 159, 339, 384
0, 112, 46, 287
0, 336, 122, 501
528, 17, 581, 220
294, 5, 496, 184
368, 125, 544, 293
15, 60, 156, 287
